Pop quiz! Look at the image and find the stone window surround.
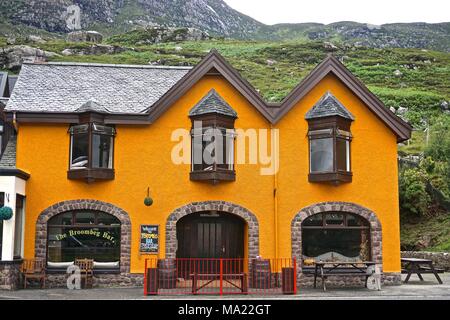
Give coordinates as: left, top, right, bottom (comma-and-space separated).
165, 201, 259, 259
291, 201, 382, 270
35, 199, 131, 273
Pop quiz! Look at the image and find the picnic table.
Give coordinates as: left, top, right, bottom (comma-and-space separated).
313, 261, 376, 291
401, 258, 444, 284
190, 272, 248, 294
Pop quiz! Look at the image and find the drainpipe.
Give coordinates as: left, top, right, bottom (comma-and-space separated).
271, 124, 279, 261
13, 112, 18, 132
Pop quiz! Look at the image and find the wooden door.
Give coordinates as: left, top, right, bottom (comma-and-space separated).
176, 212, 244, 276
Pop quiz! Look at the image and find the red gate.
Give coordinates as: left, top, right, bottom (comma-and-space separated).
144, 258, 297, 296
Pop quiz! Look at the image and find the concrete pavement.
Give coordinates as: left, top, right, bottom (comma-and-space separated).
0, 273, 448, 300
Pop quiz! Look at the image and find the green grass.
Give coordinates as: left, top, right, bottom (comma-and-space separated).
2, 34, 449, 151
401, 213, 450, 251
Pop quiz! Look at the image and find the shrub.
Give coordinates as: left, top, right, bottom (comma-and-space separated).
399, 168, 431, 217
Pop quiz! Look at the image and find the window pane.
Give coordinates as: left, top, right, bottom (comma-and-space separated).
48, 226, 120, 263
92, 123, 115, 135
347, 214, 369, 227
336, 138, 349, 171
217, 129, 234, 170
69, 124, 89, 135
303, 214, 323, 226
310, 138, 333, 172
47, 211, 121, 265
75, 211, 96, 225
92, 134, 113, 168
302, 229, 368, 261
325, 213, 344, 225
97, 212, 120, 226
48, 212, 73, 225
71, 133, 89, 169
14, 195, 24, 258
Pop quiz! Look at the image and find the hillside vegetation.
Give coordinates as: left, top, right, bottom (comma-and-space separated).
0, 32, 449, 251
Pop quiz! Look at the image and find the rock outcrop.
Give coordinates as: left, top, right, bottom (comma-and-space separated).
0, 46, 59, 70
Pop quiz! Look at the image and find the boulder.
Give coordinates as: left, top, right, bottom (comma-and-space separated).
0, 45, 59, 70
393, 69, 403, 77
61, 44, 126, 56
27, 35, 46, 44
67, 31, 103, 43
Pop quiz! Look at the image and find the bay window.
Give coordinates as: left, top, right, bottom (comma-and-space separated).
306, 92, 354, 184
188, 89, 237, 184
68, 123, 115, 182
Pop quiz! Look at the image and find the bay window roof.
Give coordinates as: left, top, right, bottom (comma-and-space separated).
305, 92, 354, 121
189, 89, 238, 118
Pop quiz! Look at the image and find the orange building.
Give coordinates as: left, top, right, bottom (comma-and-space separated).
0, 51, 411, 290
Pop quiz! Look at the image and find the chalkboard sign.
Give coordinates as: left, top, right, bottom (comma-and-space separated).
140, 225, 159, 253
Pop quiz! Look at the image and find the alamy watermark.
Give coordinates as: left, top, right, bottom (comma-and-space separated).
171, 121, 280, 175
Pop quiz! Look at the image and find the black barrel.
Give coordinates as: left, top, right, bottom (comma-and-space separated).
251, 259, 272, 289
157, 259, 177, 289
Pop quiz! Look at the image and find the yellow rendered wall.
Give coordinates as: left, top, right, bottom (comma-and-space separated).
16, 73, 401, 273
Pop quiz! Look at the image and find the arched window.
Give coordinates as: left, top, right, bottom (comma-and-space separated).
302, 212, 371, 262
47, 211, 120, 269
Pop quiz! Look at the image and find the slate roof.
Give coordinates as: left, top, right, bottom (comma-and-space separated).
76, 100, 110, 113
0, 136, 17, 169
305, 91, 355, 120
6, 62, 192, 114
189, 89, 237, 118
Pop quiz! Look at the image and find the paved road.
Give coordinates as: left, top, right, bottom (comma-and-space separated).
1, 273, 448, 300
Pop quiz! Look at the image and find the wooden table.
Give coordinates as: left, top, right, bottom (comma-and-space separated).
191, 273, 248, 294
313, 261, 376, 291
401, 258, 443, 284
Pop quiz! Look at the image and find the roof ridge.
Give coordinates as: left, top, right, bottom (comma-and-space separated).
23, 61, 193, 70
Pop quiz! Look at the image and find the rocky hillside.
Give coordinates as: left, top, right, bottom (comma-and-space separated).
0, 0, 262, 38
1, 1, 449, 51
256, 22, 450, 52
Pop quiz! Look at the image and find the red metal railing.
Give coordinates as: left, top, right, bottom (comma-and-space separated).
144, 258, 296, 296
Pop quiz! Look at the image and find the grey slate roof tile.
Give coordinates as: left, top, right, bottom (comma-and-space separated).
0, 136, 17, 169
189, 89, 237, 118
6, 62, 191, 114
305, 91, 355, 120
76, 100, 110, 113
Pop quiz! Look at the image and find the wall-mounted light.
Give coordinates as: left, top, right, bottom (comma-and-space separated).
144, 187, 153, 207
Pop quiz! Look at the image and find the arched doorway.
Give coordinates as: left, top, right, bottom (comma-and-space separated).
165, 201, 260, 260
176, 211, 245, 259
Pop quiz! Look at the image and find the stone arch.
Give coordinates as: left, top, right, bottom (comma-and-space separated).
35, 199, 131, 273
166, 201, 259, 259
291, 201, 382, 267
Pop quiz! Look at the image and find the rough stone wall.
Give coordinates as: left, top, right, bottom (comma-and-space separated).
45, 273, 144, 289
298, 272, 401, 288
0, 261, 21, 290
401, 251, 450, 271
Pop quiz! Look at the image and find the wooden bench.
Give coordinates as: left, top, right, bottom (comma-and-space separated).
311, 261, 376, 291
190, 273, 248, 294
401, 258, 444, 284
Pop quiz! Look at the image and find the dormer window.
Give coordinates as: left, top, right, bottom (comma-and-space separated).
305, 92, 354, 184
68, 101, 115, 183
189, 89, 237, 184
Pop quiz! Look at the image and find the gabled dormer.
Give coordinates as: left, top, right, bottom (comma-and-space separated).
189, 89, 237, 184
68, 100, 116, 183
305, 92, 354, 185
